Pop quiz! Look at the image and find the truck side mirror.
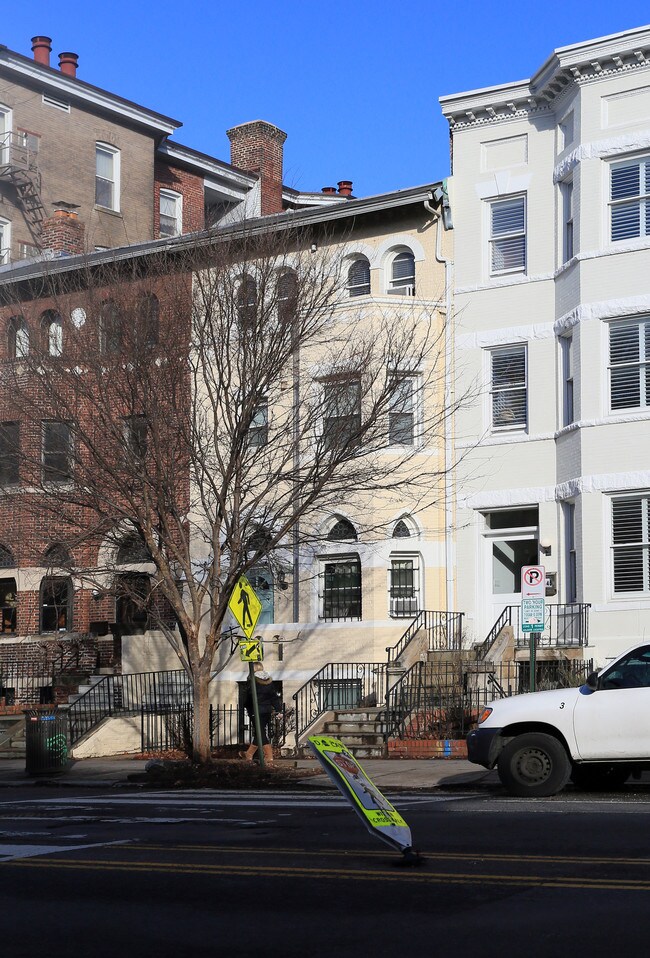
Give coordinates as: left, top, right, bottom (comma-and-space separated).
585, 671, 599, 691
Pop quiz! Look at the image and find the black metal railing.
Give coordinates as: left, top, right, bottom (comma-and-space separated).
383, 657, 594, 744
387, 610, 464, 664
475, 604, 590, 660
292, 662, 387, 748
140, 703, 291, 753
68, 670, 191, 744
474, 607, 514, 661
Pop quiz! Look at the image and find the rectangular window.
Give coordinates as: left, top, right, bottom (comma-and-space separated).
610, 156, 650, 242
612, 494, 650, 594
0, 422, 19, 486
389, 556, 420, 617
317, 678, 362, 710
0, 219, 10, 265
564, 502, 577, 603
18, 242, 39, 261
562, 180, 574, 262
123, 416, 147, 460
559, 113, 574, 151
322, 380, 361, 450
159, 189, 182, 237
41, 577, 71, 632
320, 557, 361, 621
490, 345, 527, 429
609, 319, 650, 411
389, 377, 416, 445
95, 144, 120, 211
249, 401, 269, 447
562, 336, 574, 426
489, 196, 526, 274
0, 578, 17, 634
42, 421, 72, 483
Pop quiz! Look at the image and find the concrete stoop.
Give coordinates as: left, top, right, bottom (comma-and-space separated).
320, 708, 386, 758
0, 716, 26, 759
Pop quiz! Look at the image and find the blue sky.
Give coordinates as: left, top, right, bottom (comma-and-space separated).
4, 2, 650, 197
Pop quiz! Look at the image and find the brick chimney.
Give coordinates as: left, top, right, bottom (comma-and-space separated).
58, 52, 79, 77
226, 120, 287, 216
31, 36, 52, 68
41, 208, 85, 256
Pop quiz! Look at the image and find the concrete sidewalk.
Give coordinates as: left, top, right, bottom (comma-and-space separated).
0, 755, 499, 790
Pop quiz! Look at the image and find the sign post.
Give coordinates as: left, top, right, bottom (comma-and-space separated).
521, 565, 545, 693
229, 575, 266, 766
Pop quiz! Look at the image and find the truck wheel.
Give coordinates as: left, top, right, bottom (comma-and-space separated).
570, 763, 631, 791
497, 733, 571, 797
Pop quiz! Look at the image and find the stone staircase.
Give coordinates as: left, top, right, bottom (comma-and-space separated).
66, 674, 107, 706
0, 716, 26, 759
320, 708, 385, 758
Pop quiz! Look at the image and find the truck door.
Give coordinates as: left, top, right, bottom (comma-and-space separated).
573, 645, 650, 760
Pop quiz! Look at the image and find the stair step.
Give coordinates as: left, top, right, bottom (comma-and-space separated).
332, 710, 381, 722
324, 721, 383, 734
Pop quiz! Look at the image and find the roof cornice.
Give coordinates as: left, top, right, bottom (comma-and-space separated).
0, 47, 181, 136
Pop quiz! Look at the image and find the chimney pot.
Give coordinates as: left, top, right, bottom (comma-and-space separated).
31, 36, 52, 68
322, 186, 338, 194
58, 52, 79, 77
337, 180, 353, 197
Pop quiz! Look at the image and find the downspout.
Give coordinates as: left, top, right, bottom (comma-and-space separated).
424, 190, 455, 614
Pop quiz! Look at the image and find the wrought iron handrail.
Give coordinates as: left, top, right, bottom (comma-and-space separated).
68, 669, 190, 744
292, 661, 387, 748
476, 603, 591, 660
387, 610, 464, 664
474, 607, 513, 661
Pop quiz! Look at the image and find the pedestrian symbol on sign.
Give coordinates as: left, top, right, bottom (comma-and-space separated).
227, 574, 262, 639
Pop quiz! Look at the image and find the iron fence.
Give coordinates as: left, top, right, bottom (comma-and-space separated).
476, 604, 590, 660
387, 610, 464, 663
383, 657, 594, 743
140, 703, 291, 753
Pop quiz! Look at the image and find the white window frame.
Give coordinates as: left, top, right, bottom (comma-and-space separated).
609, 154, 650, 244
388, 553, 422, 617
488, 195, 526, 276
347, 257, 371, 297
0, 104, 12, 167
95, 142, 120, 212
561, 180, 574, 263
608, 318, 650, 413
0, 217, 10, 266
387, 249, 416, 295
388, 374, 419, 446
611, 493, 650, 596
159, 188, 182, 238
561, 335, 574, 426
488, 344, 528, 431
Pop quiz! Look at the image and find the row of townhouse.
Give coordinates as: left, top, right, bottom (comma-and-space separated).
0, 25, 649, 754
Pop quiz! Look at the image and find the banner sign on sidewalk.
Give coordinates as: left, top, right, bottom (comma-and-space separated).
308, 736, 412, 855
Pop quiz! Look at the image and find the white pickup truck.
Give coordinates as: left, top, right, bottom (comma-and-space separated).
466, 642, 650, 796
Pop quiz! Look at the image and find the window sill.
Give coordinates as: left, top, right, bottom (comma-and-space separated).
94, 205, 123, 218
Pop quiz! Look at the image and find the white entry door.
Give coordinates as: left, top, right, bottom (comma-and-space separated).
486, 533, 539, 633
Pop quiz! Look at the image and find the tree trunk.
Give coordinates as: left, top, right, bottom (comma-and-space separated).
192, 670, 212, 764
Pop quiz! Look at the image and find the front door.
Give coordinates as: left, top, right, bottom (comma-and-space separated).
486, 533, 539, 632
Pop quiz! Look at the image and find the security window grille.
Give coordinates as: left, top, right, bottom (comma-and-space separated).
0, 422, 19, 485
42, 421, 72, 483
95, 144, 118, 210
563, 181, 574, 262
389, 252, 415, 294
489, 196, 526, 274
323, 381, 361, 449
610, 156, 650, 242
348, 258, 371, 297
40, 577, 72, 632
389, 557, 419, 617
389, 377, 415, 445
249, 402, 269, 447
320, 558, 361, 621
612, 495, 650, 594
0, 578, 17, 634
609, 319, 650, 410
159, 190, 182, 237
490, 346, 527, 428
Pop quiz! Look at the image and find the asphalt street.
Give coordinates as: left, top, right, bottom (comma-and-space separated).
0, 783, 650, 957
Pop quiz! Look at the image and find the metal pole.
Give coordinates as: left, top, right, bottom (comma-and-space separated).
248, 662, 265, 769
530, 632, 538, 693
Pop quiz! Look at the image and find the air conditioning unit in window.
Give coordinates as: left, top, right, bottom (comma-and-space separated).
388, 285, 415, 296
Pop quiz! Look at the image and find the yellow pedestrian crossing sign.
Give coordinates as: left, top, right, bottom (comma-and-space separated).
239, 639, 263, 662
228, 574, 262, 639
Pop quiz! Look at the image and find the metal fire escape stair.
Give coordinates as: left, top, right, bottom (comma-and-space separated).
0, 133, 46, 242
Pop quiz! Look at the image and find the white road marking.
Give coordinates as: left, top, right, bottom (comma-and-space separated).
0, 839, 128, 862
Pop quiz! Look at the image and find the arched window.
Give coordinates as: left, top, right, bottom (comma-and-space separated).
347, 257, 371, 297
40, 576, 72, 632
237, 276, 257, 327
327, 518, 358, 541
42, 543, 72, 568
41, 310, 63, 356
8, 316, 29, 359
277, 270, 297, 322
389, 250, 415, 295
392, 519, 411, 538
117, 533, 152, 565
135, 293, 159, 348
0, 543, 15, 568
99, 300, 122, 355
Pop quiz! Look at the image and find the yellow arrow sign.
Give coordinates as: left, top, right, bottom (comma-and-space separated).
239, 639, 263, 662
228, 574, 262, 639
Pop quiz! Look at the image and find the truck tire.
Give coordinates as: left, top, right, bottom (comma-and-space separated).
570, 763, 631, 791
497, 732, 571, 797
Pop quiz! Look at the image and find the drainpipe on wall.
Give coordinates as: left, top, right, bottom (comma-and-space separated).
424, 190, 455, 614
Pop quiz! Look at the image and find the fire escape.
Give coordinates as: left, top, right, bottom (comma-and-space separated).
0, 132, 46, 244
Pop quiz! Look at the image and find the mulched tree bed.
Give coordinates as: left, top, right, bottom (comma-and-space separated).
129, 754, 324, 790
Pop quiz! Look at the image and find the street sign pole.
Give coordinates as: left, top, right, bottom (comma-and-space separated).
530, 632, 538, 693
248, 660, 266, 770
521, 566, 546, 695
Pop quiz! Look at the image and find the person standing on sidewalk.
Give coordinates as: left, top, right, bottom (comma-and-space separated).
241, 666, 282, 766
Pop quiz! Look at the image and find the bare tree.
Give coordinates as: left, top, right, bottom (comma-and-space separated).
1, 224, 470, 763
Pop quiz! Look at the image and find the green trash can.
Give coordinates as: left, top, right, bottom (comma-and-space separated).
24, 709, 69, 776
